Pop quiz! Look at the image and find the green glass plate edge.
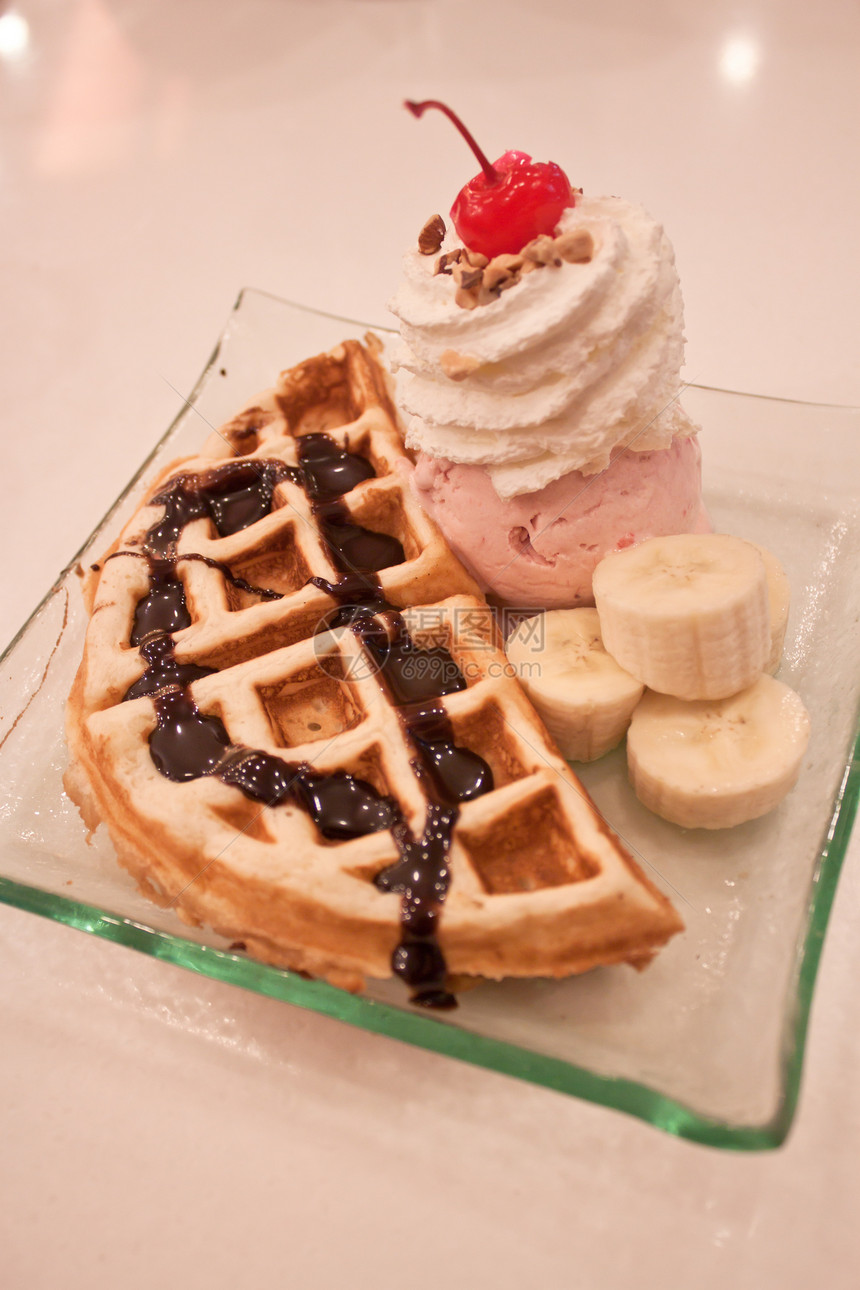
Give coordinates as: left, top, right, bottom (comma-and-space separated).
2, 288, 858, 1152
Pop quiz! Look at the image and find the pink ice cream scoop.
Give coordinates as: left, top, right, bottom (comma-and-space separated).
411, 436, 709, 609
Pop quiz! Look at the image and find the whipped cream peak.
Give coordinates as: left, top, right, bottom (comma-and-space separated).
388, 195, 698, 499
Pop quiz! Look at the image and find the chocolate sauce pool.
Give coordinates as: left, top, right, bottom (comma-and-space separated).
124, 433, 492, 1006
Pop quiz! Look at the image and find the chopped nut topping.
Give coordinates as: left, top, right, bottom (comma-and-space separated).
435, 249, 463, 275
555, 229, 594, 263
452, 262, 484, 291
454, 286, 480, 310
481, 266, 513, 295
483, 253, 524, 294
440, 349, 481, 381
418, 214, 446, 255
493, 253, 525, 274
440, 224, 596, 309
522, 235, 561, 266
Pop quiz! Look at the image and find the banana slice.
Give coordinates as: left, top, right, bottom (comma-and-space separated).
626, 676, 810, 829
593, 534, 770, 700
505, 608, 644, 762
748, 542, 791, 673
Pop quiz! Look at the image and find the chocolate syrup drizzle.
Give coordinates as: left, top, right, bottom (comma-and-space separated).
124, 433, 492, 1006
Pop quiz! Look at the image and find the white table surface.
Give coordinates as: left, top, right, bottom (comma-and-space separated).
3, 2, 859, 1285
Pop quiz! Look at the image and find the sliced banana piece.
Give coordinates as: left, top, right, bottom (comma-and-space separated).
626, 676, 810, 829
593, 534, 770, 700
748, 542, 791, 673
505, 608, 644, 762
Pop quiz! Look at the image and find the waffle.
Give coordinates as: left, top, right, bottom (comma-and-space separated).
65, 338, 682, 1002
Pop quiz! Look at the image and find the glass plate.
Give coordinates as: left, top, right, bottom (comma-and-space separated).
2, 288, 858, 1150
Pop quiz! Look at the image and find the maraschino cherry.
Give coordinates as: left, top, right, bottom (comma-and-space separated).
405, 99, 575, 260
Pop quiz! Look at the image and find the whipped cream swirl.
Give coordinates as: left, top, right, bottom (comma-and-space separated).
388, 195, 698, 499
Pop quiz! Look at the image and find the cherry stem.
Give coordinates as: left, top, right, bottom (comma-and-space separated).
404, 100, 499, 184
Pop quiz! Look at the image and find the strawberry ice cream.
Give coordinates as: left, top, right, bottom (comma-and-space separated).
411, 436, 708, 609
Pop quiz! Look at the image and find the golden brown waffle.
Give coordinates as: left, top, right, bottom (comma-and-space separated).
66, 339, 682, 1001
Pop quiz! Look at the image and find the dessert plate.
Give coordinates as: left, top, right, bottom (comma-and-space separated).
2, 289, 858, 1149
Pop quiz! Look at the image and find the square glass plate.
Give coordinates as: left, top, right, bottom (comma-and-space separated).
2, 289, 858, 1149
